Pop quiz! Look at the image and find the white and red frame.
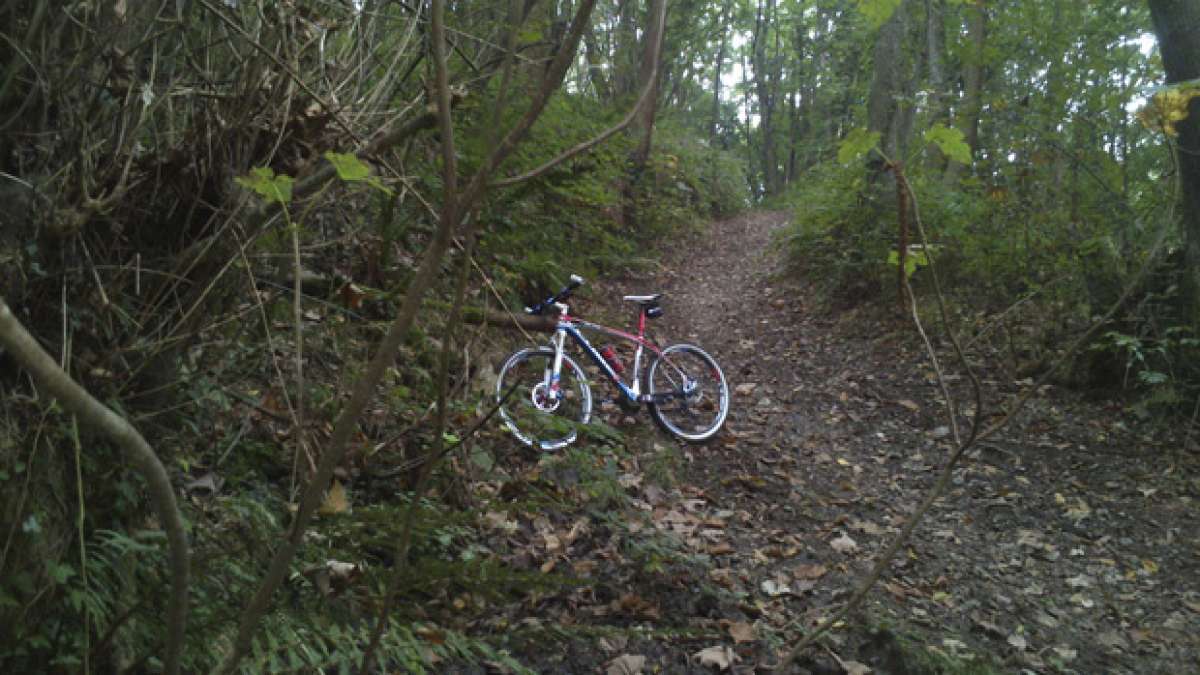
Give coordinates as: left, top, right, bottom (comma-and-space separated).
543, 300, 664, 405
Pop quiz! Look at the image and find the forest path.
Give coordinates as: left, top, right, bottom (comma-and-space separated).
592, 209, 1200, 673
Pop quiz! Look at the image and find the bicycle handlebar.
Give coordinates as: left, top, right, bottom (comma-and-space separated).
526, 274, 584, 315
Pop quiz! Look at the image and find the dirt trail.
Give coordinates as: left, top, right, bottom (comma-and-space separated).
600, 209, 1200, 673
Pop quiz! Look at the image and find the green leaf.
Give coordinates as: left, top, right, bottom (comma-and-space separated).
1138, 370, 1168, 386
838, 128, 881, 164
48, 562, 75, 585
856, 0, 902, 28
324, 151, 371, 182
886, 250, 920, 278
324, 151, 394, 195
235, 167, 294, 205
924, 123, 972, 164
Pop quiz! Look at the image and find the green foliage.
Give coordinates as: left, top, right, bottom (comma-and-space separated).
887, 245, 939, 279
778, 160, 889, 294
245, 617, 531, 674
236, 167, 294, 205
923, 124, 972, 165
324, 151, 394, 195
1089, 325, 1200, 415
838, 128, 882, 165
856, 0, 903, 29
476, 95, 745, 306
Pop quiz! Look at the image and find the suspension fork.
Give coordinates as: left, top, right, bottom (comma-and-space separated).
546, 328, 568, 400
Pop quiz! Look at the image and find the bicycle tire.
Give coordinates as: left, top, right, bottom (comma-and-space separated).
496, 347, 592, 451
645, 343, 729, 443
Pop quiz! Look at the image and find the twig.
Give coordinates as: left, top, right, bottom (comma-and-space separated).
195, 0, 363, 144
212, 2, 598, 670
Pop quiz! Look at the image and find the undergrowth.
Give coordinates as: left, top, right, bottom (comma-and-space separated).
777, 152, 1198, 415
0, 93, 742, 669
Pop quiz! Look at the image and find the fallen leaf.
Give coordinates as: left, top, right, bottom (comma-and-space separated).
972, 617, 1005, 638
793, 563, 828, 580
1129, 627, 1157, 643
618, 473, 643, 489
414, 624, 444, 645
897, 399, 920, 412
1066, 574, 1093, 588
728, 621, 757, 643
850, 520, 884, 535
830, 533, 858, 554
617, 594, 660, 620
709, 568, 736, 588
319, 480, 350, 515
1064, 498, 1091, 521
735, 383, 758, 396
693, 645, 737, 670
1034, 611, 1060, 628
606, 654, 646, 675
185, 472, 222, 494
761, 579, 791, 597
1096, 630, 1129, 652
843, 661, 872, 675
1052, 646, 1077, 661
708, 541, 734, 556
791, 578, 818, 594
1007, 632, 1028, 651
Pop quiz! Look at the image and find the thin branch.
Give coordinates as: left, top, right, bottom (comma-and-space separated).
780, 149, 1176, 666
491, 68, 659, 188
195, 0, 363, 144
0, 298, 189, 675
211, 2, 599, 671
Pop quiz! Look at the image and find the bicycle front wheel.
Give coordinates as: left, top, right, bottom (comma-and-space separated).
496, 347, 592, 451
645, 344, 729, 443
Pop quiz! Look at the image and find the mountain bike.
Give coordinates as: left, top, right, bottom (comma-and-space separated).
496, 274, 730, 451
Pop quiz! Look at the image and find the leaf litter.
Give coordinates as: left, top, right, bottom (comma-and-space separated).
444, 211, 1198, 673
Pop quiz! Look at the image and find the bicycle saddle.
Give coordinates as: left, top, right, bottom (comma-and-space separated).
622, 293, 663, 306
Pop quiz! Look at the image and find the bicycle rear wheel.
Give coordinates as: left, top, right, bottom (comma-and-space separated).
645, 344, 729, 442
496, 347, 592, 451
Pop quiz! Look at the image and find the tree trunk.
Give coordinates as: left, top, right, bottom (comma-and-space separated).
613, 0, 639, 98
924, 0, 947, 168
710, 5, 730, 142
585, 18, 611, 99
1148, 0, 1200, 325
631, 0, 669, 167
867, 0, 908, 163
751, 0, 782, 196
944, 0, 985, 185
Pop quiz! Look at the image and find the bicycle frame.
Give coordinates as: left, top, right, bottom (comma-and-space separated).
543, 302, 663, 404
